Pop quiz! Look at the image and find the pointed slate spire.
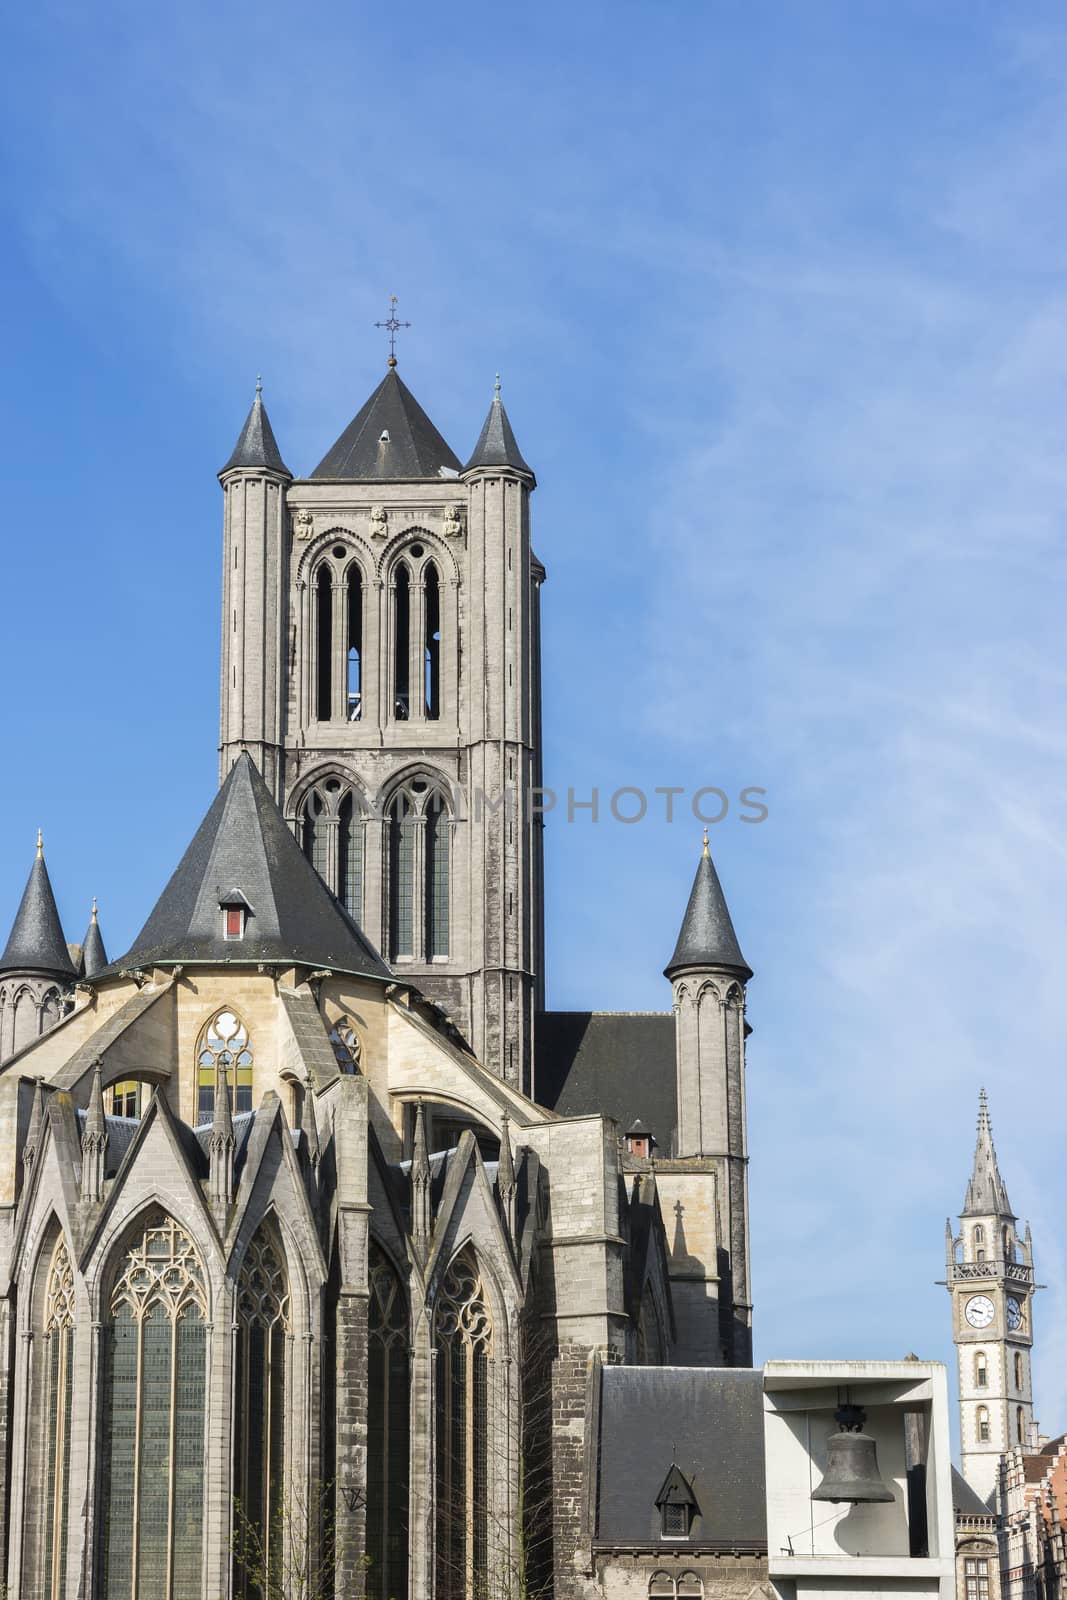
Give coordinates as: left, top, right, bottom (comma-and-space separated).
23, 1077, 45, 1176
411, 1099, 431, 1256
220, 378, 292, 477
664, 833, 751, 981
81, 1060, 109, 1202
463, 375, 533, 476
497, 1110, 517, 1242
0, 834, 76, 978
962, 1089, 1013, 1218
80, 899, 108, 979
311, 369, 461, 480
101, 752, 391, 980
210, 1065, 235, 1205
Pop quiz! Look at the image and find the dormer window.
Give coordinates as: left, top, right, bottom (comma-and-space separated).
219, 889, 251, 941
655, 1463, 698, 1541
625, 1119, 656, 1159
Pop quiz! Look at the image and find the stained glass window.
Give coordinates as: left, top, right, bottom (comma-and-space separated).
367, 1245, 410, 1600
328, 1017, 362, 1074
302, 789, 329, 885
434, 1251, 492, 1600
42, 1238, 75, 1600
233, 1228, 290, 1599
197, 1009, 253, 1122
100, 1213, 207, 1600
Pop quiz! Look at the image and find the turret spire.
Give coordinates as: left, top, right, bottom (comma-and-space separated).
411, 1099, 431, 1257
0, 836, 76, 978
210, 1064, 236, 1206
463, 376, 534, 476
664, 839, 751, 980
220, 380, 291, 477
497, 1111, 516, 1243
80, 899, 108, 979
962, 1088, 1013, 1218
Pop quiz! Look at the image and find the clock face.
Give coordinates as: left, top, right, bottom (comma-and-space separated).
1006, 1297, 1023, 1331
966, 1295, 996, 1329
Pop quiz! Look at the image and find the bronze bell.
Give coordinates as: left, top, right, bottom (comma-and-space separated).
812, 1404, 895, 1504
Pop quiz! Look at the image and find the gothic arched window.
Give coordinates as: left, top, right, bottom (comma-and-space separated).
41, 1238, 75, 1600
973, 1225, 984, 1248
233, 1227, 290, 1598
1015, 1352, 1024, 1389
424, 560, 441, 720
99, 1213, 208, 1599
338, 791, 362, 921
393, 563, 411, 720
315, 564, 333, 721
197, 1009, 253, 1122
327, 1016, 362, 1074
1017, 1407, 1025, 1444
649, 1574, 675, 1598
367, 1244, 410, 1600
346, 561, 363, 721
40, 987, 62, 1031
435, 1251, 493, 1600
977, 1406, 990, 1443
975, 1351, 988, 1388
677, 1576, 704, 1599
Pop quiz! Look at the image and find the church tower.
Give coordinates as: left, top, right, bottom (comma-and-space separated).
218, 353, 544, 1089
664, 834, 753, 1364
947, 1090, 1038, 1505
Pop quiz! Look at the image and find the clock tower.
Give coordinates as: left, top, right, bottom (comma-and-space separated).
946, 1090, 1038, 1505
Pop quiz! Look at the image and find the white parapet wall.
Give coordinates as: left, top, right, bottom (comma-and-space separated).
764, 1359, 955, 1600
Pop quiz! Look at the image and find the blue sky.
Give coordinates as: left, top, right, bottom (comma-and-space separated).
2, 0, 1065, 1442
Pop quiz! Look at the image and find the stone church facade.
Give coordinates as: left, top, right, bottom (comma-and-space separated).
0, 361, 765, 1599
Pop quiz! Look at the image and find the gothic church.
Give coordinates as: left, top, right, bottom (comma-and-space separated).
0, 357, 764, 1599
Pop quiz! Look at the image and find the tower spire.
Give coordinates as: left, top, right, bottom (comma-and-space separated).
664, 838, 751, 980
81, 1060, 108, 1202
0, 835, 76, 979
963, 1087, 1013, 1217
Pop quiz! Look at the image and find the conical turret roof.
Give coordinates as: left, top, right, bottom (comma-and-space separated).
664, 840, 751, 980
463, 379, 533, 476
962, 1089, 1013, 1218
0, 838, 76, 978
80, 901, 108, 978
100, 753, 391, 981
310, 368, 461, 480
220, 381, 291, 477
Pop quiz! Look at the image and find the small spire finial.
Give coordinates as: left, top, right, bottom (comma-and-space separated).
256, 374, 263, 396
36, 829, 43, 858
494, 372, 502, 400
702, 827, 710, 858
90, 897, 98, 924
374, 294, 411, 369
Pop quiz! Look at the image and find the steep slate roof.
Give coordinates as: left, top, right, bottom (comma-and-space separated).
963, 1089, 1013, 1218
535, 1011, 677, 1154
100, 753, 391, 981
0, 845, 76, 978
665, 844, 751, 980
464, 381, 533, 475
952, 1466, 993, 1517
596, 1367, 766, 1549
221, 382, 291, 476
310, 369, 461, 480
80, 904, 108, 978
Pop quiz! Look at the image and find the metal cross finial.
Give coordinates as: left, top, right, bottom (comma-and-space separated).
36, 829, 43, 858
374, 295, 411, 368
702, 826, 710, 858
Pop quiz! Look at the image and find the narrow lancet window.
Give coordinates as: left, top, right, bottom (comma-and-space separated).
338, 792, 363, 922
301, 789, 329, 885
393, 564, 410, 720
434, 1251, 492, 1599
233, 1228, 290, 1598
424, 561, 440, 720
367, 1245, 410, 1600
347, 563, 363, 720
316, 565, 333, 721
426, 792, 450, 958
389, 795, 415, 959
42, 1239, 75, 1600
